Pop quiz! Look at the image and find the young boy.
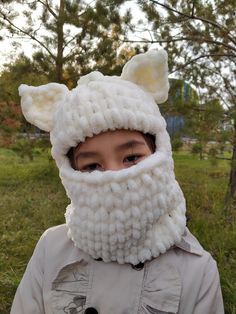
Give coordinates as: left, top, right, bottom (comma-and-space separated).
11, 49, 224, 314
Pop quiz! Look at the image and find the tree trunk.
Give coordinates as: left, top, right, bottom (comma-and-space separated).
229, 122, 236, 197
199, 138, 203, 160
56, 0, 64, 83
225, 119, 236, 209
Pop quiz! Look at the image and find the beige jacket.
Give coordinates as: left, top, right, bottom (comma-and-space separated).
11, 225, 224, 314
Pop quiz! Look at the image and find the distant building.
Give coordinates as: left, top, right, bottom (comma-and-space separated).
165, 115, 185, 136
163, 79, 198, 136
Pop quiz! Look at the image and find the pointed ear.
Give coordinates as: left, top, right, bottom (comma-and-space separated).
19, 83, 69, 132
121, 49, 169, 104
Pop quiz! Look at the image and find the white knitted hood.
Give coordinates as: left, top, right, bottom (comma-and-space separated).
18, 49, 170, 165
18, 49, 187, 265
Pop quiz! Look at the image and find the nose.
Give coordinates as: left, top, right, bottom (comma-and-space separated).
104, 160, 123, 171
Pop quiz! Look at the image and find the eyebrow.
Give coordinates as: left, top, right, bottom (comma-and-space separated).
76, 140, 146, 160
116, 140, 146, 151
75, 151, 100, 159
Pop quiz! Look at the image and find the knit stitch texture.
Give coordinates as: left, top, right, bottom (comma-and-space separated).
18, 49, 187, 264
63, 151, 186, 265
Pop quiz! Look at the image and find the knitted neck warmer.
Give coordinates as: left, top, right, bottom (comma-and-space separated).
62, 151, 186, 265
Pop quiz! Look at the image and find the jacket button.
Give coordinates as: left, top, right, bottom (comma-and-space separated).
131, 262, 144, 271
84, 307, 98, 314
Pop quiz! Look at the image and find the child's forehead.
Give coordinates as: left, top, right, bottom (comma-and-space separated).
74, 129, 146, 150
86, 129, 143, 140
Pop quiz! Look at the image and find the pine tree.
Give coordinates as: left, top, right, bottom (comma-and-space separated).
0, 0, 133, 84
137, 0, 236, 206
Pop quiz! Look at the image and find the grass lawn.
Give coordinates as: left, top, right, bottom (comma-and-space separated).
0, 148, 235, 313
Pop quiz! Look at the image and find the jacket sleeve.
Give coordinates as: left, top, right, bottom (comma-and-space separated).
10, 232, 46, 314
193, 255, 224, 314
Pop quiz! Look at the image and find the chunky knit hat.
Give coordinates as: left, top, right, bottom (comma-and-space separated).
18, 49, 186, 265
19, 49, 170, 166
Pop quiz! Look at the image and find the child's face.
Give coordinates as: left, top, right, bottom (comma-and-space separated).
72, 130, 153, 172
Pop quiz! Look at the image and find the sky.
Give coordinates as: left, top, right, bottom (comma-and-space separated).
0, 2, 46, 69
0, 35, 34, 68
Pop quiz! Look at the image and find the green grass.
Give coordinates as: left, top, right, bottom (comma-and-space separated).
174, 152, 236, 314
0, 149, 235, 313
0, 148, 68, 313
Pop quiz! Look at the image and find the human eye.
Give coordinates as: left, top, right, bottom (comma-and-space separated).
80, 163, 103, 172
123, 154, 142, 165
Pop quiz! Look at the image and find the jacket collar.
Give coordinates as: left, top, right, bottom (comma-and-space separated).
51, 225, 203, 288
175, 228, 204, 256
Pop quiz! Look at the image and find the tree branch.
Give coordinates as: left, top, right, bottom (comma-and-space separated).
63, 32, 80, 50
191, 1, 195, 17
123, 35, 236, 53
170, 53, 236, 74
148, 0, 236, 46
37, 0, 58, 19
0, 11, 56, 60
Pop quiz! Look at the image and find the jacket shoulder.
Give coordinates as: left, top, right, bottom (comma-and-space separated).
38, 224, 88, 268
41, 224, 69, 242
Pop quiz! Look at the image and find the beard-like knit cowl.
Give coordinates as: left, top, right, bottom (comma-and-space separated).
61, 151, 186, 265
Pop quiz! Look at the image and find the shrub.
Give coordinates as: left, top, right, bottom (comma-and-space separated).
171, 137, 183, 152
10, 136, 50, 161
191, 142, 203, 154
208, 147, 218, 166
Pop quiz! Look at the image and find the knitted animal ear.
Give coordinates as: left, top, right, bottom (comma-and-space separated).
121, 49, 169, 104
19, 83, 69, 132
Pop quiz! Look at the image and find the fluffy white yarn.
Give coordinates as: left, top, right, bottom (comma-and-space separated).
121, 49, 169, 103
63, 151, 186, 265
19, 83, 68, 132
18, 49, 169, 136
18, 49, 187, 264
50, 76, 171, 168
